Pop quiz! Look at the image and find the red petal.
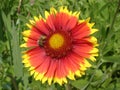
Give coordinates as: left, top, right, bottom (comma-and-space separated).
36, 19, 49, 35
65, 54, 80, 73
72, 22, 90, 39
31, 26, 42, 34
27, 39, 38, 47
45, 59, 57, 78
55, 13, 70, 30
27, 47, 46, 68
73, 37, 92, 44
26, 47, 43, 55
29, 30, 41, 41
66, 16, 77, 31
35, 57, 51, 73
59, 59, 69, 77
46, 14, 56, 31
72, 43, 93, 58
55, 59, 68, 78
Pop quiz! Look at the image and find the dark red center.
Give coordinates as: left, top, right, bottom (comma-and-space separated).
44, 30, 72, 59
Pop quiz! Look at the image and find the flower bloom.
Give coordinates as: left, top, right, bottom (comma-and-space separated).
21, 6, 98, 85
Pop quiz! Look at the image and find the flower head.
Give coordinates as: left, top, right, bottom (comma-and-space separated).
21, 6, 98, 85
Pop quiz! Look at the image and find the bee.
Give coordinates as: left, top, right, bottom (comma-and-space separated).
38, 35, 46, 47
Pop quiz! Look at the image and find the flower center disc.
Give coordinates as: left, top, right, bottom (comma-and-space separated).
44, 31, 72, 59
49, 34, 64, 49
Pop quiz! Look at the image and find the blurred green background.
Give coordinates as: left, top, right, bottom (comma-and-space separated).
0, 0, 120, 90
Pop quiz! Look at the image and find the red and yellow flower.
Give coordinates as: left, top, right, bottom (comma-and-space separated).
21, 6, 98, 85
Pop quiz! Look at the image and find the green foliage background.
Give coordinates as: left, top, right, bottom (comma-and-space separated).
0, 0, 120, 90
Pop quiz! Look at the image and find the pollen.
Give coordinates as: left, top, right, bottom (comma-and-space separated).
49, 33, 64, 49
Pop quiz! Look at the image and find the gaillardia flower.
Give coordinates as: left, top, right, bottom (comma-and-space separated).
21, 6, 98, 85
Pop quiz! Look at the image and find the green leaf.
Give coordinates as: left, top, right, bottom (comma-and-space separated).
1, 11, 12, 35
116, 83, 120, 89
102, 55, 120, 64
0, 41, 6, 53
103, 83, 114, 90
2, 10, 23, 78
71, 79, 88, 89
22, 71, 29, 90
11, 23, 23, 78
94, 70, 103, 79
101, 78, 112, 88
1, 11, 13, 65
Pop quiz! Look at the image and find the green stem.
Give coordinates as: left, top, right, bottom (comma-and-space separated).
107, 0, 120, 40
17, 0, 22, 13
8, 75, 18, 90
65, 83, 71, 90
110, 0, 120, 30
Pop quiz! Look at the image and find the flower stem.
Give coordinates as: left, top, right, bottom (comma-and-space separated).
65, 82, 71, 90
8, 75, 18, 90
107, 0, 120, 40
17, 0, 22, 14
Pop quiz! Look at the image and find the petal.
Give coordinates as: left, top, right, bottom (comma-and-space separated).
29, 30, 41, 40
22, 26, 42, 41
55, 13, 70, 30
65, 54, 81, 73
73, 43, 93, 58
55, 60, 64, 78
36, 19, 49, 35
44, 60, 58, 85
24, 29, 41, 41
22, 30, 31, 37
26, 23, 32, 29
72, 22, 90, 39
26, 47, 46, 68
50, 7, 57, 14
35, 72, 45, 81
59, 6, 69, 14
66, 16, 77, 31
35, 56, 51, 74
57, 59, 68, 77
54, 59, 69, 81
34, 16, 39, 22
56, 13, 78, 31
72, 11, 80, 19
45, 11, 50, 19
45, 59, 57, 78
26, 38, 38, 47
46, 14, 56, 31
90, 29, 98, 34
